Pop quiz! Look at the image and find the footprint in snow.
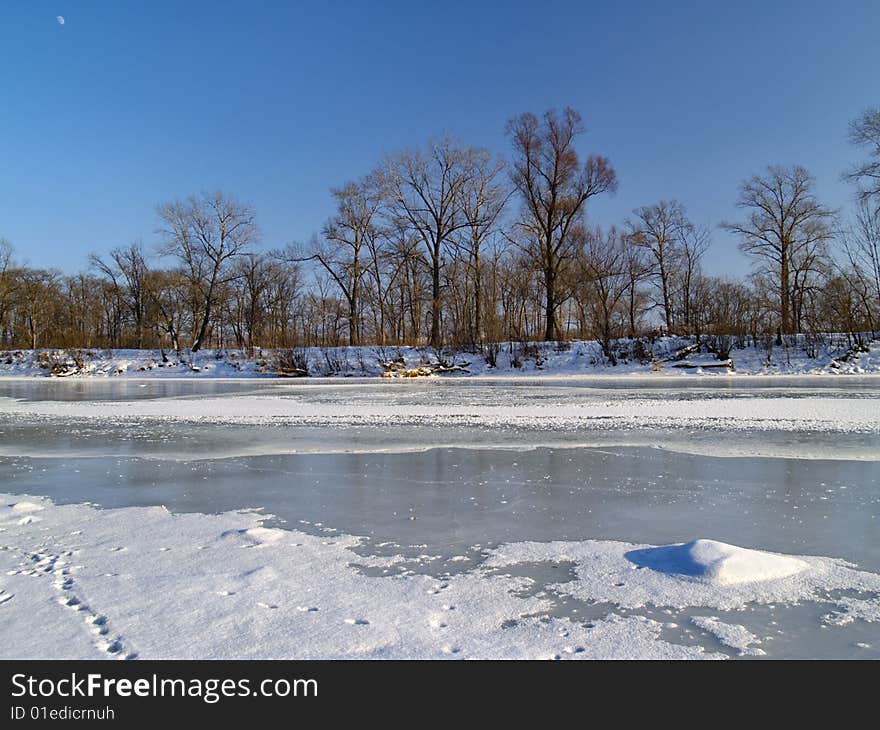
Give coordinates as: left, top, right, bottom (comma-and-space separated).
296, 606, 319, 612
99, 638, 123, 655
257, 602, 278, 609
86, 615, 109, 636
344, 618, 369, 625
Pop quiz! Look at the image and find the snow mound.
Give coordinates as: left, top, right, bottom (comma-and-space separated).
625, 539, 809, 586
9, 502, 44, 513
219, 526, 285, 546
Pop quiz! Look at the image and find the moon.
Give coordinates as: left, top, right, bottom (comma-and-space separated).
56, 16, 65, 25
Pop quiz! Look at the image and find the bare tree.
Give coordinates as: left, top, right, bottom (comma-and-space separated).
380, 137, 476, 348
845, 108, 880, 204
626, 200, 692, 333
0, 239, 17, 345
158, 192, 257, 352
838, 199, 880, 330
18, 269, 59, 350
455, 150, 508, 344
576, 226, 630, 361
90, 242, 150, 348
145, 268, 189, 355
623, 241, 651, 338
722, 165, 834, 335
310, 175, 384, 346
507, 108, 617, 341
677, 224, 710, 334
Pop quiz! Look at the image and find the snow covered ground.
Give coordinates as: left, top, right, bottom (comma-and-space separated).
2, 494, 879, 660
1, 334, 879, 379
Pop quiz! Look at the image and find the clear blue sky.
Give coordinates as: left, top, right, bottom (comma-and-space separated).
1, 1, 878, 277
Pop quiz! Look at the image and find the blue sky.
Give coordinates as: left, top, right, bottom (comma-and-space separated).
1, 1, 878, 277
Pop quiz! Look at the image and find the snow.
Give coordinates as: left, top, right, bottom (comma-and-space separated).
1, 336, 879, 380
690, 616, 766, 656
625, 539, 809, 586
0, 494, 719, 660
483, 539, 880, 611
821, 596, 880, 627
1, 392, 875, 440
3, 494, 879, 660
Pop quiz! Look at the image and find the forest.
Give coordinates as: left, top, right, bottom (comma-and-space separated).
1, 106, 879, 362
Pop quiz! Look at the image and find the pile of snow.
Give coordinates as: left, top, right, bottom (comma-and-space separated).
625, 539, 809, 586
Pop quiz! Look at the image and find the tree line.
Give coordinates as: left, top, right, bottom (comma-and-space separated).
1, 106, 879, 358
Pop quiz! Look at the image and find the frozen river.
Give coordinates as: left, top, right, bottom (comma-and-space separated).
1, 376, 879, 659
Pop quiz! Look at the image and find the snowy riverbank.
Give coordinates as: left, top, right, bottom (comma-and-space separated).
1, 335, 879, 379
2, 493, 879, 660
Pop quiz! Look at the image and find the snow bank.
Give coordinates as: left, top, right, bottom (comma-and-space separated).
1, 335, 879, 380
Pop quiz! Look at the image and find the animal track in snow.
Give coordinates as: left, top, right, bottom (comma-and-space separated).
13, 545, 137, 661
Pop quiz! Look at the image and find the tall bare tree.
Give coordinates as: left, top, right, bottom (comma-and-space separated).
310, 175, 384, 346
381, 137, 478, 348
677, 224, 710, 334
838, 200, 880, 326
845, 108, 880, 204
90, 242, 150, 348
158, 192, 257, 352
507, 108, 617, 341
722, 165, 834, 334
626, 200, 691, 333
455, 150, 508, 344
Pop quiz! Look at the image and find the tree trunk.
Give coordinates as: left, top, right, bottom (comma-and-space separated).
780, 248, 791, 334
544, 269, 556, 341
660, 264, 673, 333
430, 250, 441, 349
473, 248, 482, 344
